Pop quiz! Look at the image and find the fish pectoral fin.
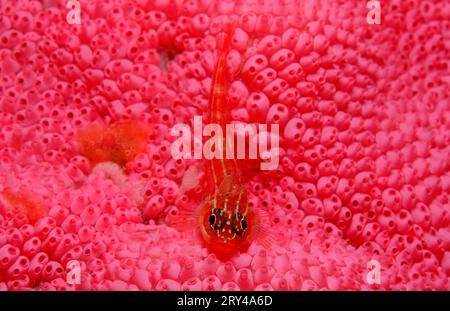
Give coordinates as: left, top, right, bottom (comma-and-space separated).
169, 202, 200, 233
250, 208, 274, 249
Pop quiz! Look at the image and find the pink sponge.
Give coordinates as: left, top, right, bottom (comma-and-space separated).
0, 0, 449, 291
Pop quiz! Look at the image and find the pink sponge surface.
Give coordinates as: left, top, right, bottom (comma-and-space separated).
0, 0, 449, 290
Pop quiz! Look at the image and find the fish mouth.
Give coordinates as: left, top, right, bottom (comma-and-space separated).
214, 228, 238, 244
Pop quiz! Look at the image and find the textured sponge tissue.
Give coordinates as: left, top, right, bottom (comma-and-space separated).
0, 0, 449, 291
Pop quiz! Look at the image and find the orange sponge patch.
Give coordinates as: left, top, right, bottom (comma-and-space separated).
1, 192, 47, 224
77, 120, 150, 167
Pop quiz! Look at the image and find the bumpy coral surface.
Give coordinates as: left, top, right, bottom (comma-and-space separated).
0, 0, 449, 290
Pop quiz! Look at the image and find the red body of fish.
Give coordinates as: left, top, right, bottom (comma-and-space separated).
197, 19, 268, 260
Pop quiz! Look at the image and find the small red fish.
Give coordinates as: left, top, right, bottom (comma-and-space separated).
178, 18, 271, 261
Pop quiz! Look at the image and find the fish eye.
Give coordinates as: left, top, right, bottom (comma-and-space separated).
209, 214, 216, 226
241, 219, 247, 230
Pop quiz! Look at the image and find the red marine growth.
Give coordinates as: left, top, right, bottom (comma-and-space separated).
77, 120, 150, 168
0, 192, 47, 225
